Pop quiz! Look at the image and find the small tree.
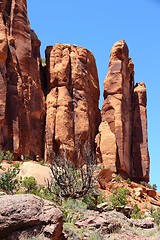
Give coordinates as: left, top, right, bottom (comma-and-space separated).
49, 142, 96, 200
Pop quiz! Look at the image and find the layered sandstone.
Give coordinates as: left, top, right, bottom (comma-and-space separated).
45, 44, 100, 163
96, 40, 149, 182
0, 0, 45, 158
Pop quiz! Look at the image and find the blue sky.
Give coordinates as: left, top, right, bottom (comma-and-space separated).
28, 0, 160, 190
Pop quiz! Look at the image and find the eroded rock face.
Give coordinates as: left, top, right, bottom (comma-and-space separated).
45, 44, 100, 163
132, 82, 150, 181
0, 0, 45, 158
96, 40, 149, 182
0, 194, 63, 239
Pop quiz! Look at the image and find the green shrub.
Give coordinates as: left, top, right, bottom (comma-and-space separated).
151, 207, 160, 225
109, 188, 129, 208
0, 166, 19, 193
63, 222, 85, 239
115, 174, 122, 182
61, 198, 87, 223
140, 181, 157, 191
4, 150, 14, 162
126, 178, 131, 184
22, 176, 38, 193
82, 189, 105, 210
131, 204, 144, 219
0, 150, 14, 163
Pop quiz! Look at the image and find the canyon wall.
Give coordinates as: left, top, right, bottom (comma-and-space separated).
0, 0, 45, 158
0, 1, 150, 181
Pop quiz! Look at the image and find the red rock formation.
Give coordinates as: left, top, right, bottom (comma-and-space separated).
132, 82, 150, 181
45, 44, 100, 163
0, 0, 45, 158
96, 40, 150, 182
0, 1, 150, 180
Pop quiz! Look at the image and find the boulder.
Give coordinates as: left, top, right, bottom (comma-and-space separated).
0, 194, 63, 239
98, 168, 112, 189
18, 161, 53, 186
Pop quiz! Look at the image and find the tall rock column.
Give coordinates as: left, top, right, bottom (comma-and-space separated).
0, 0, 45, 158
45, 44, 100, 164
0, 1, 8, 146
96, 40, 150, 181
132, 82, 150, 182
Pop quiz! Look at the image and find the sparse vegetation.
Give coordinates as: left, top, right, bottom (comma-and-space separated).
109, 188, 129, 208
140, 181, 157, 191
22, 176, 38, 193
115, 174, 122, 182
0, 150, 14, 163
49, 143, 96, 199
0, 165, 20, 194
150, 207, 160, 225
131, 204, 144, 219
126, 178, 131, 184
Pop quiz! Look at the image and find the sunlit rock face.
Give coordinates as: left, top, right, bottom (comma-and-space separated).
0, 1, 150, 181
96, 40, 149, 182
0, 0, 45, 158
45, 44, 101, 164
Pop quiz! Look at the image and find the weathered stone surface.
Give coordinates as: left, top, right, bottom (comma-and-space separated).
129, 217, 154, 229
18, 161, 53, 186
75, 211, 122, 234
0, 0, 45, 159
96, 40, 150, 182
0, 194, 63, 239
45, 44, 100, 163
132, 82, 150, 181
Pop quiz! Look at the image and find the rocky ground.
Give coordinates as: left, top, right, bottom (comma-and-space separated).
62, 208, 160, 240
1, 161, 160, 239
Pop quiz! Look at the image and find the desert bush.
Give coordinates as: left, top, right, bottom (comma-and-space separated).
63, 222, 85, 239
0, 166, 19, 193
22, 176, 38, 193
140, 181, 157, 191
109, 188, 129, 208
131, 204, 144, 219
82, 188, 105, 210
0, 150, 14, 163
150, 207, 160, 225
49, 142, 96, 199
115, 174, 122, 182
61, 198, 87, 223
126, 178, 131, 184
